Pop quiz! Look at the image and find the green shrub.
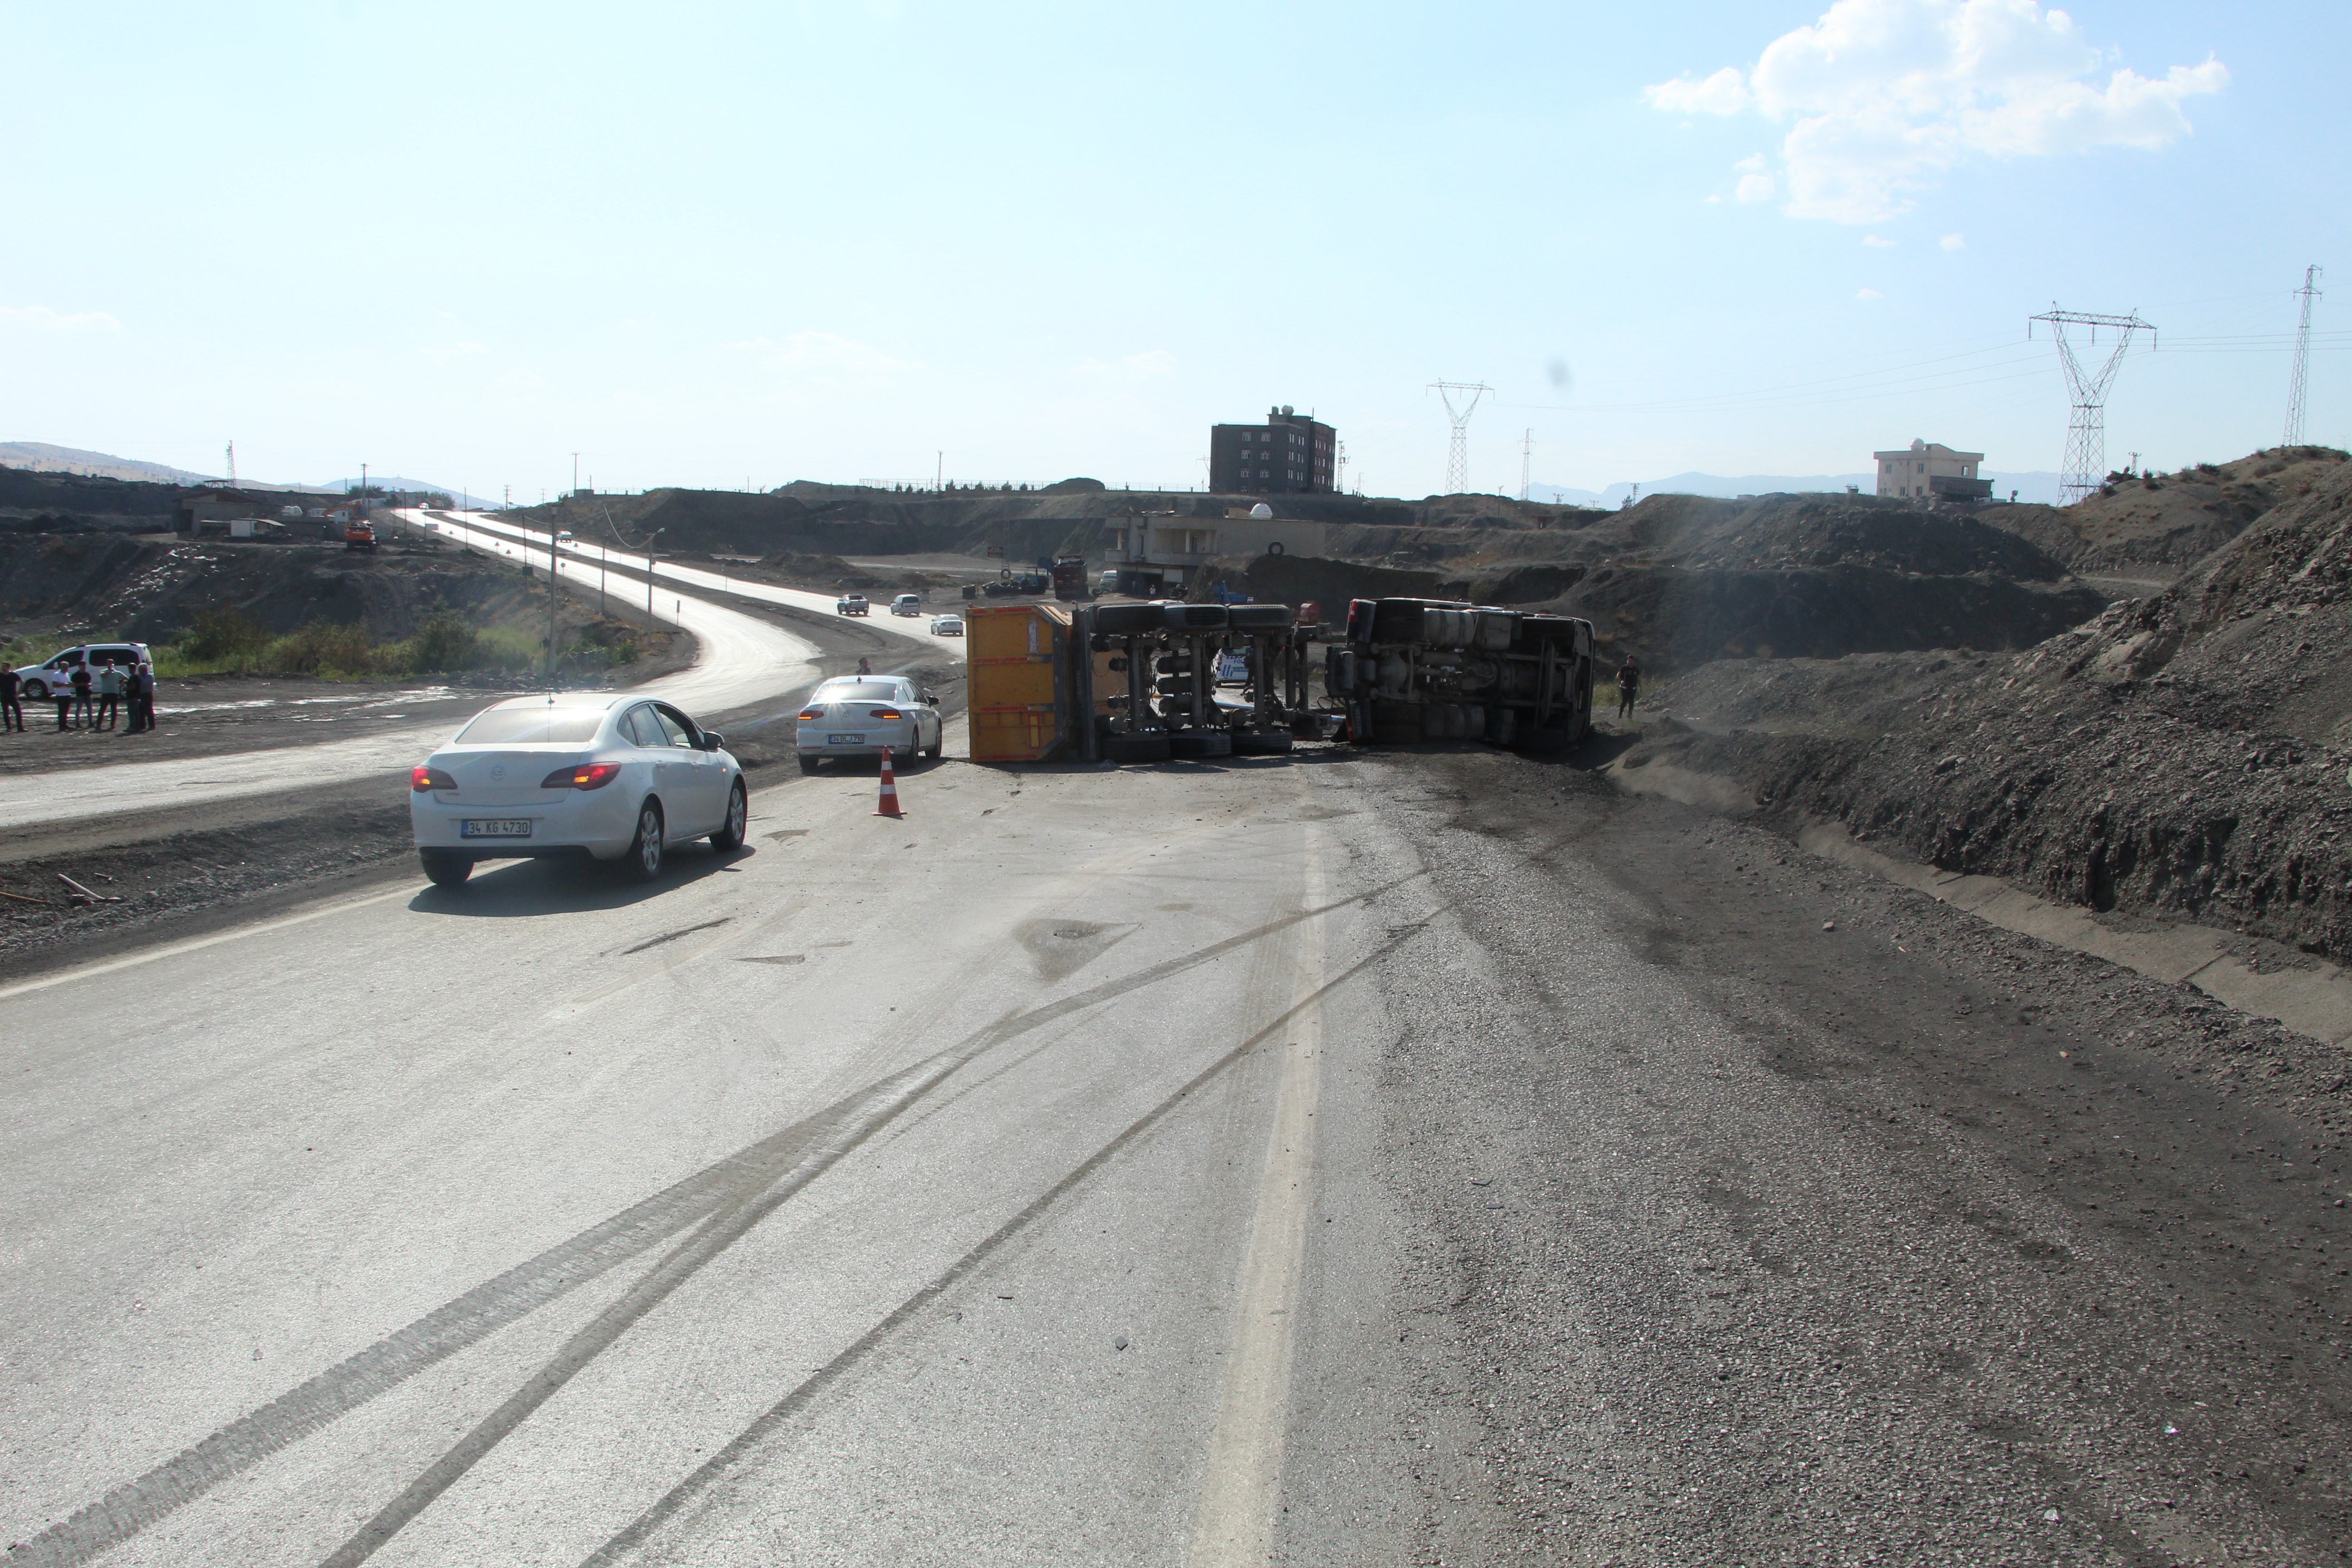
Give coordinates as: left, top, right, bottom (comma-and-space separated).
267, 620, 377, 675
181, 607, 270, 662
407, 610, 480, 673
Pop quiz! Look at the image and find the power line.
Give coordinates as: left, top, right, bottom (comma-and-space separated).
2287, 265, 2325, 446
2029, 305, 2157, 506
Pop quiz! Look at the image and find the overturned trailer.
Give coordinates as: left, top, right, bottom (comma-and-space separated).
1325, 597, 1596, 749
962, 595, 1593, 764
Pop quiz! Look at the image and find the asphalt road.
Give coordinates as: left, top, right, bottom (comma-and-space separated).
5, 731, 2345, 1565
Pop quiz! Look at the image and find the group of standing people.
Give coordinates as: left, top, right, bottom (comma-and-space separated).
0, 657, 157, 735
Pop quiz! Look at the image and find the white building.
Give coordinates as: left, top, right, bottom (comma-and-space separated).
1874, 439, 1989, 501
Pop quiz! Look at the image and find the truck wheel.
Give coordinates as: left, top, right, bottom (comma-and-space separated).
625, 801, 666, 882
1166, 730, 1233, 760
419, 850, 472, 888
710, 780, 748, 850
1230, 730, 1294, 755
1370, 701, 1424, 745
1092, 603, 1161, 636
1106, 732, 1172, 764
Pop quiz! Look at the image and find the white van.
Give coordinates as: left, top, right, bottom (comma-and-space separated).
12, 642, 154, 701
890, 593, 922, 617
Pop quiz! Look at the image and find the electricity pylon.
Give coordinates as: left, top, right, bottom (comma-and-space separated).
1519, 428, 1534, 501
2029, 305, 2156, 505
2287, 265, 2324, 447
1429, 381, 1491, 495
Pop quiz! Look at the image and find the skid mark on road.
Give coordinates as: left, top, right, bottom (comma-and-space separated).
618, 918, 732, 955
6, 872, 1426, 1568
577, 893, 1411, 1568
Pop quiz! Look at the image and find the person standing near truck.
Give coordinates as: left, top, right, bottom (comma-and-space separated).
69, 660, 93, 728
130, 661, 157, 732
0, 664, 21, 732
94, 658, 122, 730
1615, 653, 1640, 722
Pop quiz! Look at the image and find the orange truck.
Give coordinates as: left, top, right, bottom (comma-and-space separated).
344, 520, 378, 551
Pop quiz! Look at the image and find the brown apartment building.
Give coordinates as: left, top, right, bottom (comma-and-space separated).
1210, 406, 1336, 495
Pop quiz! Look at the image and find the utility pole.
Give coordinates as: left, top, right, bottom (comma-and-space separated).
572, 453, 580, 498
2287, 265, 2324, 447
360, 462, 368, 495
1519, 428, 1534, 502
2028, 305, 2156, 505
1336, 439, 1348, 494
1428, 382, 1491, 495
936, 451, 943, 491
225, 441, 236, 485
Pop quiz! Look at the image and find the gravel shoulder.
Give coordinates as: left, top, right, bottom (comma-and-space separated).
1304, 740, 2350, 1565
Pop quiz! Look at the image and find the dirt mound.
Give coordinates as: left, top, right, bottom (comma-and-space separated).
0, 533, 618, 646
0, 466, 179, 532
1632, 460, 2352, 964
1978, 447, 2347, 576
1548, 562, 2099, 666
1674, 494, 2070, 580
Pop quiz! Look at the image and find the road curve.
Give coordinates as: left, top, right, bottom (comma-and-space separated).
425, 509, 970, 666
0, 535, 821, 833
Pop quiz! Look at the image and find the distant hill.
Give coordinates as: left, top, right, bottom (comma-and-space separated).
2, 443, 476, 500
1532, 470, 2064, 508
0, 442, 220, 485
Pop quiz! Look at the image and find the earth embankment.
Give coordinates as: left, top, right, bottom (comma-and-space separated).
1629, 458, 2352, 966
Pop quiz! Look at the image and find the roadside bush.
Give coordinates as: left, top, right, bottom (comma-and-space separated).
407, 609, 479, 672
181, 607, 270, 662
267, 620, 378, 675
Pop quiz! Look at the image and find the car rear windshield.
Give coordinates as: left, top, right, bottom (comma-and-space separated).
455, 706, 608, 744
816, 681, 900, 701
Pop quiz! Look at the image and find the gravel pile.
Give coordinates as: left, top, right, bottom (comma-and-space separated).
1638, 459, 2352, 967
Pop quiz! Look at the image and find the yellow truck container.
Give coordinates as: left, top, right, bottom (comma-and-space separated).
966, 603, 1076, 762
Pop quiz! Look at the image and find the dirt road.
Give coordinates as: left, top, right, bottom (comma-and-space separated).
4, 728, 2343, 1564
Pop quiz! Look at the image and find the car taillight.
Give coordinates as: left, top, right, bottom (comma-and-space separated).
869, 708, 902, 719
798, 708, 824, 721
543, 762, 623, 790
412, 765, 456, 792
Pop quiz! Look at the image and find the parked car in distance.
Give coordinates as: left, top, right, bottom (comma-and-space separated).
795, 676, 943, 771
12, 642, 154, 701
409, 693, 747, 888
890, 593, 922, 616
836, 595, 869, 616
556, 530, 574, 544
930, 616, 964, 637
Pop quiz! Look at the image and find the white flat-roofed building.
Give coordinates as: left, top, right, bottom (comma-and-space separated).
1875, 439, 1990, 501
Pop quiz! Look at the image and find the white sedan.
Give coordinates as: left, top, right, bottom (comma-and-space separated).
409, 694, 747, 887
796, 676, 942, 773
930, 616, 964, 637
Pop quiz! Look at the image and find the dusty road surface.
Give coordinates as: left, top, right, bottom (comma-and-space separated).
4, 738, 2347, 1566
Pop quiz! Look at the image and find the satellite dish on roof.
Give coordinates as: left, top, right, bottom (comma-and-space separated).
1250, 502, 1274, 519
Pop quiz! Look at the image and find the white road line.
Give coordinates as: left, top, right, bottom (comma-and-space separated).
1186, 828, 1328, 1567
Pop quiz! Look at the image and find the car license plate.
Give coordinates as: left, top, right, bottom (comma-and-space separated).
827, 734, 864, 745
460, 819, 533, 838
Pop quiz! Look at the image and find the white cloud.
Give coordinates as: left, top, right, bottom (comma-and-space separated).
421, 340, 488, 361
1644, 66, 1754, 116
0, 304, 120, 331
1643, 0, 2227, 223
1856, 287, 1885, 300
1735, 171, 1778, 203
1863, 233, 1897, 247
1940, 231, 1966, 250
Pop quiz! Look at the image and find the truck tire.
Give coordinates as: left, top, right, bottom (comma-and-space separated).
1161, 603, 1229, 631
1225, 603, 1295, 630
419, 850, 472, 888
1093, 603, 1162, 636
1369, 700, 1424, 744
1230, 730, 1294, 755
1106, 731, 1172, 764
1166, 730, 1232, 759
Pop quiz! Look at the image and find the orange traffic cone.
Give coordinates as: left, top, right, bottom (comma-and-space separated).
874, 746, 906, 818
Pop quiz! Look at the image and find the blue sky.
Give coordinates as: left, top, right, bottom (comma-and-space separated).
2, 0, 2342, 500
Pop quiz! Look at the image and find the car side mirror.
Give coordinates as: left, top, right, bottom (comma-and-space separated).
701, 731, 725, 751
926, 695, 939, 706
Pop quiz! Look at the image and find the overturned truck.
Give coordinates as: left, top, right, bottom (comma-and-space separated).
962, 595, 1594, 764
1326, 597, 1597, 750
